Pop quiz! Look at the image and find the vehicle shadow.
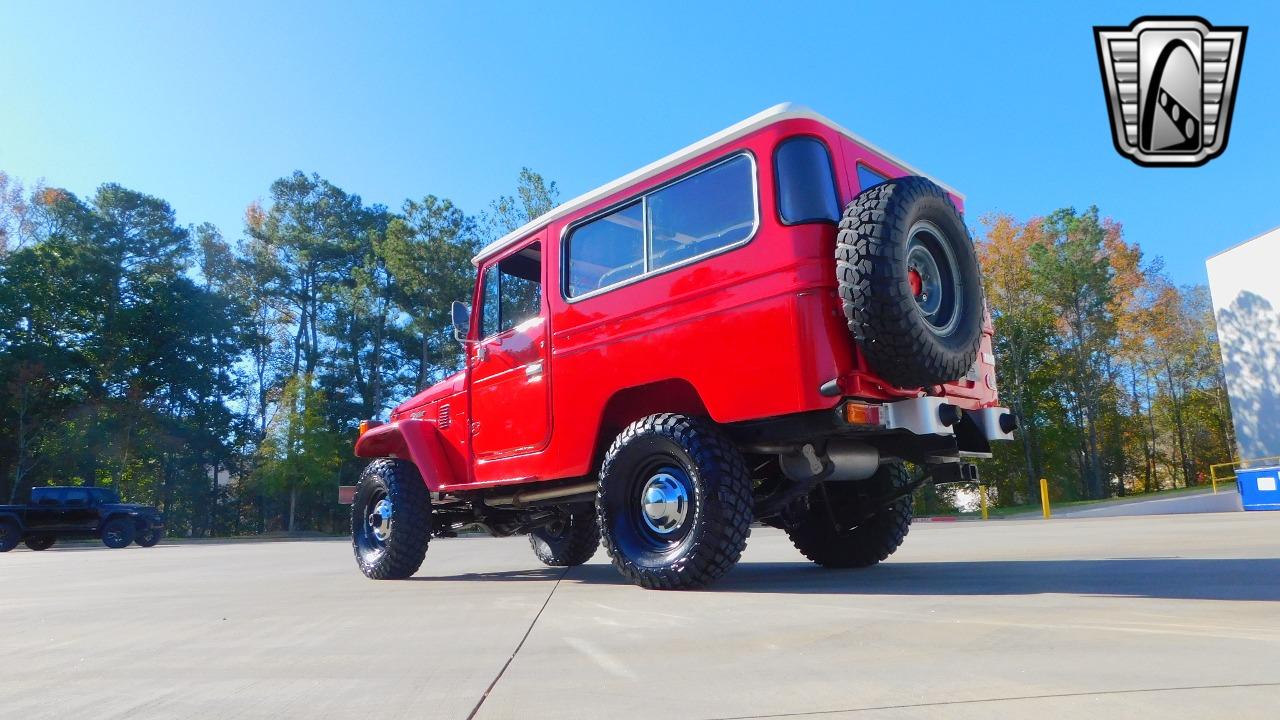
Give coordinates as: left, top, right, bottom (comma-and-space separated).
415, 557, 1280, 602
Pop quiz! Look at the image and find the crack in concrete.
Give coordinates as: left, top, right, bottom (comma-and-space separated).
465, 566, 570, 720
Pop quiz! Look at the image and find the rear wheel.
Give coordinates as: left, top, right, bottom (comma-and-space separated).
101, 517, 135, 549
0, 519, 20, 552
352, 458, 431, 580
24, 535, 55, 551
529, 507, 599, 567
597, 414, 753, 590
785, 462, 914, 568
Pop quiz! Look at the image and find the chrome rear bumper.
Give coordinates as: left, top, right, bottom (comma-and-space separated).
881, 397, 1016, 441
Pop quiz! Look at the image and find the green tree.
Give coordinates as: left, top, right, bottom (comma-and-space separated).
254, 375, 344, 532
480, 167, 559, 241
1027, 208, 1118, 499
385, 196, 476, 389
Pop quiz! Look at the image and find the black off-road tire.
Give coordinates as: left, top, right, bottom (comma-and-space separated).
24, 535, 55, 551
836, 176, 984, 388
101, 517, 136, 549
352, 458, 432, 580
529, 508, 599, 567
135, 527, 163, 547
597, 413, 753, 590
785, 462, 914, 569
0, 518, 21, 552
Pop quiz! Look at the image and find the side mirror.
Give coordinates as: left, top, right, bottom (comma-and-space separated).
451, 301, 472, 343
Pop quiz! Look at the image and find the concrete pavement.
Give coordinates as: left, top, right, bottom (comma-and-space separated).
3, 512, 1279, 719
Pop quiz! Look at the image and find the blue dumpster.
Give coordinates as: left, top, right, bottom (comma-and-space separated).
1236, 465, 1280, 511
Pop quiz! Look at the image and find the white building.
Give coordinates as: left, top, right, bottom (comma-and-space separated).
1206, 227, 1280, 460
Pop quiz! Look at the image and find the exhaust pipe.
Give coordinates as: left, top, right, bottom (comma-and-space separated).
486, 480, 598, 508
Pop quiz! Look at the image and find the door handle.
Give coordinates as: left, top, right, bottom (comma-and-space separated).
475, 345, 487, 361
525, 361, 543, 379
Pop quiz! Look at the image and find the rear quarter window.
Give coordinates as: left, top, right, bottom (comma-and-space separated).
775, 137, 840, 224
857, 164, 890, 191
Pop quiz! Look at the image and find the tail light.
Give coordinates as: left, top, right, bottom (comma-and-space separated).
842, 402, 884, 427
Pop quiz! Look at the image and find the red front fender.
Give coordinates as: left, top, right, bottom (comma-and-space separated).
353, 419, 455, 491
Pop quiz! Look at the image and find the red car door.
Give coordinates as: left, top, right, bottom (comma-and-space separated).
468, 239, 551, 464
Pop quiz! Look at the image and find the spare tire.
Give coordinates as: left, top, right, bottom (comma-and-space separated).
836, 176, 983, 388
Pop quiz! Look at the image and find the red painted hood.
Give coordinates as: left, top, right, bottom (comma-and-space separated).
390, 370, 464, 420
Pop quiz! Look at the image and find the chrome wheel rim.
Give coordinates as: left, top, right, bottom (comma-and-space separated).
640, 470, 689, 535
906, 220, 962, 335
368, 497, 393, 543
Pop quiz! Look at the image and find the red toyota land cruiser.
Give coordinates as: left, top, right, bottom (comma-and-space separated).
351, 104, 1015, 589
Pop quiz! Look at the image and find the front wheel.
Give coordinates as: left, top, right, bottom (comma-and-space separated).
597, 414, 753, 590
135, 527, 163, 547
785, 462, 914, 568
101, 517, 136, 549
24, 535, 55, 551
352, 458, 432, 579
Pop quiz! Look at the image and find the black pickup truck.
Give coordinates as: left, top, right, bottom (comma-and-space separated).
0, 486, 164, 552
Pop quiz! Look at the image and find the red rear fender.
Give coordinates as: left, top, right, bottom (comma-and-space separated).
353, 419, 455, 491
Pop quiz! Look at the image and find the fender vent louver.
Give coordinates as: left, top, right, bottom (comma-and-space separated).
437, 404, 451, 429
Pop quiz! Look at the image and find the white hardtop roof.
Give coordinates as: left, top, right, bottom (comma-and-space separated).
473, 103, 963, 265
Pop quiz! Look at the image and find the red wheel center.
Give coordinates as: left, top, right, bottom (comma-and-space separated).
908, 268, 923, 297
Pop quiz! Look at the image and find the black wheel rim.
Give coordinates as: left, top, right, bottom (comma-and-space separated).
104, 524, 126, 545
609, 455, 698, 564
906, 220, 962, 335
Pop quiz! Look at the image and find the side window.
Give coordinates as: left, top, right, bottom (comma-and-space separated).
775, 137, 840, 224
647, 155, 755, 271
565, 202, 643, 297
857, 164, 889, 191
479, 266, 499, 338
64, 489, 89, 507
479, 243, 543, 338
497, 246, 542, 333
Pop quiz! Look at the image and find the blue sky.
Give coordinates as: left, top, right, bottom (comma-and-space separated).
1, 1, 1274, 286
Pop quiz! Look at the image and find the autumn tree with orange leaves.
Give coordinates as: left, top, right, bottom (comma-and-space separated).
978, 208, 1233, 505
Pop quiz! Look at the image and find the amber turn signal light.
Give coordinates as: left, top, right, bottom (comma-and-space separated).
843, 402, 882, 426
358, 420, 371, 437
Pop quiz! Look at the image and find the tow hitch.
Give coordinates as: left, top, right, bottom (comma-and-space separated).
929, 462, 980, 485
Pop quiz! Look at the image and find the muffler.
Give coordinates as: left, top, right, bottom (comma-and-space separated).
779, 440, 880, 483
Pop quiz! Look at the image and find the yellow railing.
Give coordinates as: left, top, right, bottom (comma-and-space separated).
1209, 455, 1280, 493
